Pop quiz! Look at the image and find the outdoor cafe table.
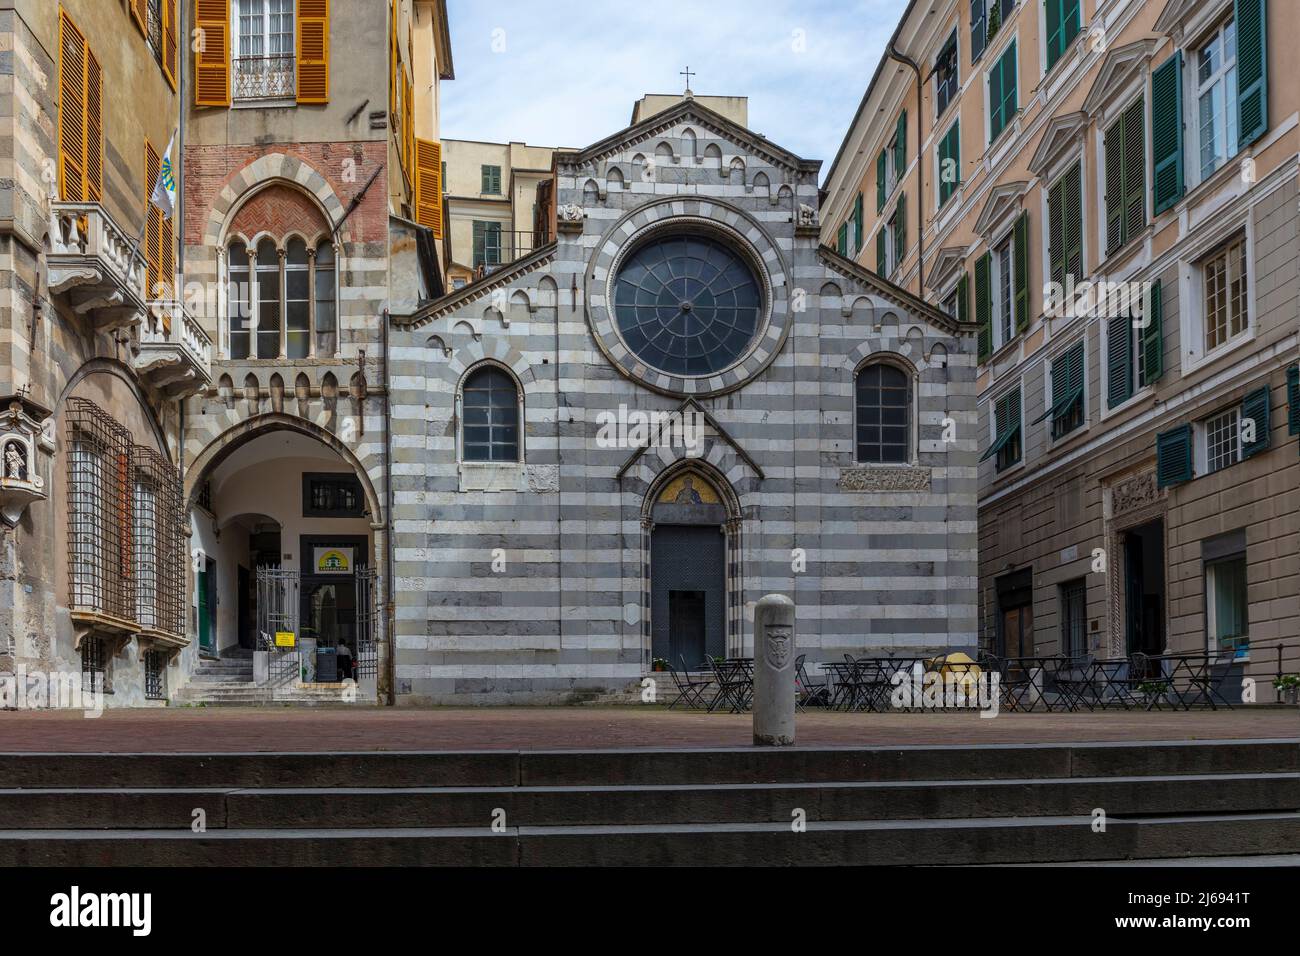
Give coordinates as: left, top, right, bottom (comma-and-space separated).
707, 657, 754, 713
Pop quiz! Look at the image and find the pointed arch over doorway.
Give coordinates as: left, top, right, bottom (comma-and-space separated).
641, 461, 742, 669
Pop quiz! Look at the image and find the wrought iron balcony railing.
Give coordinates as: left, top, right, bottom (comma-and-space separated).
233, 55, 296, 101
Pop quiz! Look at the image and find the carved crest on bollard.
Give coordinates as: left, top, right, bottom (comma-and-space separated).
765, 624, 792, 669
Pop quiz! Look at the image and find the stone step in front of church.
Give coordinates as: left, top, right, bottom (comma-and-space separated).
0, 740, 1296, 865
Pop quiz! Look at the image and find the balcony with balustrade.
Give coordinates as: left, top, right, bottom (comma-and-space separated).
233, 55, 296, 102
133, 299, 214, 398
47, 203, 148, 333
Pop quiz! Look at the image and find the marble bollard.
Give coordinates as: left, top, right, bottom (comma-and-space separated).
753, 593, 796, 746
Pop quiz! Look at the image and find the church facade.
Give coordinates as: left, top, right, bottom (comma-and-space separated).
388, 100, 979, 703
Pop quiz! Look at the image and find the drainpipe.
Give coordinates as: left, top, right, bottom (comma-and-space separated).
382, 306, 396, 705
888, 43, 924, 293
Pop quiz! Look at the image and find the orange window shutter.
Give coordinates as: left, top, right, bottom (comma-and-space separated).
389, 1, 397, 120
414, 138, 442, 238
162, 0, 179, 90
195, 0, 230, 107
84, 48, 103, 202
145, 142, 162, 301
131, 0, 147, 35
161, 217, 175, 329
58, 12, 86, 202
296, 0, 330, 104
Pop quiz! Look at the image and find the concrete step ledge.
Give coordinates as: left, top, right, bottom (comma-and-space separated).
2, 772, 1297, 829
2, 812, 1297, 866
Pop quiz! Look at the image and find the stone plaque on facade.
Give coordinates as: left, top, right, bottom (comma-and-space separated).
838, 465, 931, 492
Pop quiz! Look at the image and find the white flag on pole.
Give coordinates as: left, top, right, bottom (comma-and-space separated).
150, 130, 178, 219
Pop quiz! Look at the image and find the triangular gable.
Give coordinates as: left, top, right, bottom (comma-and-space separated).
399, 242, 557, 329
615, 396, 765, 480
974, 181, 1030, 237
1153, 0, 1200, 34
556, 98, 819, 178
1081, 39, 1159, 116
1028, 112, 1088, 175
927, 244, 972, 294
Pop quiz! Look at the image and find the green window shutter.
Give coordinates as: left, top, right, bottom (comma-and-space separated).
956, 270, 970, 325
1013, 210, 1029, 333
1286, 364, 1300, 436
895, 111, 907, 177
1064, 162, 1083, 284
1140, 280, 1164, 387
981, 387, 1022, 464
1062, 0, 1081, 55
1045, 0, 1063, 72
472, 220, 486, 266
975, 252, 992, 360
970, 0, 986, 63
1235, 0, 1268, 147
1122, 97, 1146, 246
1240, 385, 1272, 459
894, 193, 906, 269
939, 122, 960, 206
877, 150, 887, 211
988, 50, 1004, 142
876, 229, 887, 275
1151, 51, 1184, 215
1107, 314, 1133, 408
1156, 424, 1194, 488
837, 222, 848, 256
1104, 115, 1124, 254
853, 193, 864, 249
1048, 177, 1065, 289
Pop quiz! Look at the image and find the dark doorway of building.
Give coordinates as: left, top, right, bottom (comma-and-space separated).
1123, 519, 1165, 671
248, 522, 282, 652
668, 589, 707, 666
299, 535, 369, 682
995, 568, 1033, 658
651, 525, 725, 669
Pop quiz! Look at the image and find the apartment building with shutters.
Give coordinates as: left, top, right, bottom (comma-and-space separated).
0, 0, 206, 704
823, 0, 1298, 697
440, 138, 565, 289
174, 0, 453, 705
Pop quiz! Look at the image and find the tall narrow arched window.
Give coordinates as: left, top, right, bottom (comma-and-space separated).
461, 366, 520, 462
855, 362, 911, 463
285, 238, 310, 359
228, 242, 252, 359
314, 242, 337, 355
255, 239, 281, 358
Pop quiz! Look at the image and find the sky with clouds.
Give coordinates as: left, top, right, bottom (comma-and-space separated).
439, 0, 908, 183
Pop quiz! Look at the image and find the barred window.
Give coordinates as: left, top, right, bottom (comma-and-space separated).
65, 399, 184, 639
144, 649, 166, 700
855, 362, 911, 464
81, 635, 107, 695
303, 472, 364, 518
462, 367, 520, 462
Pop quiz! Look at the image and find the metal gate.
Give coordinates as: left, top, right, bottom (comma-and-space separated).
256, 567, 300, 684
355, 567, 379, 681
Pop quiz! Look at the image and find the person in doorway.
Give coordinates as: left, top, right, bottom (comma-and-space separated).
336, 641, 353, 681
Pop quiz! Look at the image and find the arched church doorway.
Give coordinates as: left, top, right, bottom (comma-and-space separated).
647, 468, 737, 669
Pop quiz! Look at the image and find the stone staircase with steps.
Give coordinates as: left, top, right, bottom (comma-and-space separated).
171, 654, 360, 707
1, 738, 1298, 865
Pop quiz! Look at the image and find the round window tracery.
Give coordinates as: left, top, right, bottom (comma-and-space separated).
612, 234, 762, 376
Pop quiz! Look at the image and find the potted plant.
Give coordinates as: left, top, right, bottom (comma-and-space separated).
651, 657, 669, 672
1137, 680, 1171, 707
1273, 674, 1300, 705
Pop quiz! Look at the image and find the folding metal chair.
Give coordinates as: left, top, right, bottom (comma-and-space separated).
668, 656, 713, 710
